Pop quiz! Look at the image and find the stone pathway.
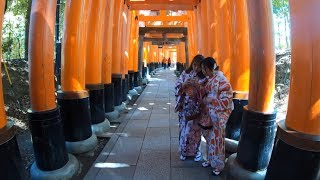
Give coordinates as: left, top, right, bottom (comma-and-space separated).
84, 68, 226, 180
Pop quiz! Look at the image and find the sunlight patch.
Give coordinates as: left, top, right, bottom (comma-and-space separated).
94, 163, 130, 168
101, 152, 116, 156
138, 107, 149, 111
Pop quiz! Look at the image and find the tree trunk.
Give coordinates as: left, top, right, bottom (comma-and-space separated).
24, 0, 32, 60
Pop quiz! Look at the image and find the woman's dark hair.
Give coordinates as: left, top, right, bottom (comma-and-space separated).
202, 57, 219, 71
185, 54, 205, 73
196, 71, 206, 79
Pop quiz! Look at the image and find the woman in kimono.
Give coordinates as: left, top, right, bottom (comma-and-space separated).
200, 57, 234, 175
175, 54, 204, 161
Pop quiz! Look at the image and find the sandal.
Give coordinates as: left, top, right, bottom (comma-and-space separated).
180, 154, 186, 161
212, 169, 221, 176
194, 151, 202, 162
202, 161, 210, 167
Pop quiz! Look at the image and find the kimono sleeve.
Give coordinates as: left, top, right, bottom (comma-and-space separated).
211, 76, 233, 112
175, 71, 186, 96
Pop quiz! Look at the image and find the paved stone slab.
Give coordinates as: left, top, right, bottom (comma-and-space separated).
170, 126, 179, 138
84, 134, 120, 180
123, 120, 148, 137
106, 137, 143, 165
150, 113, 169, 121
170, 138, 203, 168
95, 166, 136, 180
134, 150, 170, 180
142, 128, 170, 151
130, 110, 151, 120
171, 167, 210, 180
148, 119, 169, 128
170, 113, 179, 121
151, 106, 170, 114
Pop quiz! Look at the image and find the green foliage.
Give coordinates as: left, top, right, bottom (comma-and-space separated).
272, 0, 290, 50
7, 0, 29, 17
2, 12, 25, 60
272, 0, 289, 18
2, 0, 29, 60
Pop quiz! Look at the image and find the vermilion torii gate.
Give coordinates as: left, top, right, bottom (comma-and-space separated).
0, 0, 319, 179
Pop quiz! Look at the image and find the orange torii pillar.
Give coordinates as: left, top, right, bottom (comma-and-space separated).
177, 42, 186, 72
195, 5, 202, 54
226, 0, 277, 179
0, 1, 25, 179
145, 42, 151, 76
133, 23, 140, 87
124, 10, 133, 96
128, 10, 138, 91
112, 0, 124, 107
187, 11, 195, 60
120, 7, 129, 103
135, 34, 144, 88
142, 42, 150, 80
216, 0, 231, 80
266, 1, 320, 179
57, 0, 98, 154
188, 11, 198, 56
200, 0, 209, 57
27, 0, 79, 178
85, 0, 110, 136
102, 0, 120, 120
225, 0, 250, 149
184, 37, 190, 67
206, 0, 218, 58
148, 45, 157, 75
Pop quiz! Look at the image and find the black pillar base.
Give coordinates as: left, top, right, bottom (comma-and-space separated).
226, 97, 248, 141
28, 107, 68, 171
0, 121, 24, 180
104, 83, 115, 113
147, 63, 151, 74
57, 91, 93, 142
142, 66, 147, 79
112, 74, 122, 106
125, 74, 130, 93
236, 106, 277, 171
226, 153, 266, 180
86, 84, 105, 125
121, 78, 127, 102
128, 71, 134, 90
134, 71, 139, 87
266, 121, 320, 180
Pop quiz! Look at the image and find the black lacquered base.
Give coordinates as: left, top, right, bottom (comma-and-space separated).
104, 83, 115, 113
86, 84, 105, 125
112, 74, 123, 106
150, 63, 155, 74
134, 71, 139, 87
176, 62, 184, 73
226, 99, 248, 140
125, 74, 130, 93
122, 77, 128, 102
142, 66, 147, 78
265, 121, 320, 180
0, 121, 24, 180
236, 106, 277, 171
128, 71, 134, 90
28, 107, 68, 171
57, 91, 93, 142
